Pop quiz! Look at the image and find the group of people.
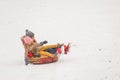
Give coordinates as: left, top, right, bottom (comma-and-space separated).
21, 29, 70, 59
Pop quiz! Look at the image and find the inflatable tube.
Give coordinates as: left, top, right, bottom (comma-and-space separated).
30, 57, 58, 64
24, 53, 58, 65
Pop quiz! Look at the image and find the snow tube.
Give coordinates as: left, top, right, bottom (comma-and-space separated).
27, 56, 58, 65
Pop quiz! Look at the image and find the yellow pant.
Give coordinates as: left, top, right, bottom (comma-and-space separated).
39, 44, 58, 58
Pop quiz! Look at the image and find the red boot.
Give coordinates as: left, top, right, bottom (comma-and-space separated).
56, 48, 62, 54
64, 43, 70, 54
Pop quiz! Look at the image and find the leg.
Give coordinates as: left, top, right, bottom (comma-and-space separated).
40, 44, 58, 51
45, 48, 57, 54
40, 43, 64, 51
39, 51, 55, 58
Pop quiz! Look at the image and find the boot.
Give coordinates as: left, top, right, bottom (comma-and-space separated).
56, 48, 62, 54
64, 43, 70, 54
25, 57, 29, 65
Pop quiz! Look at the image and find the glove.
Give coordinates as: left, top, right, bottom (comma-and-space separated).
40, 40, 48, 45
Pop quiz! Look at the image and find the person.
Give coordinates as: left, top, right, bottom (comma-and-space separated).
21, 29, 65, 59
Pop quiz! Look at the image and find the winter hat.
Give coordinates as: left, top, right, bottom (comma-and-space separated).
26, 29, 35, 38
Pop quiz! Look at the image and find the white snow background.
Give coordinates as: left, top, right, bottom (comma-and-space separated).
0, 0, 120, 80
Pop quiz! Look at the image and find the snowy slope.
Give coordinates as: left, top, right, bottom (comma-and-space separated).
0, 0, 120, 80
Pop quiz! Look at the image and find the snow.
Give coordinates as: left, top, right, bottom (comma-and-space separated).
0, 0, 120, 80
